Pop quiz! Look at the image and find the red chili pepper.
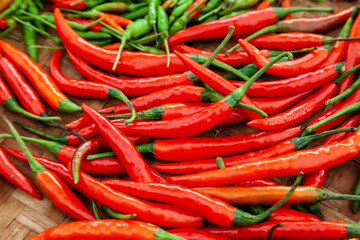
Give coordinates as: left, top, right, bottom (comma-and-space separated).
50, 0, 86, 11
248, 33, 357, 51
102, 12, 132, 27
98, 11, 124, 33
151, 126, 349, 174
230, 62, 343, 97
167, 131, 360, 187
0, 17, 7, 28
193, 184, 360, 205
186, 0, 207, 19
0, 39, 81, 113
65, 16, 102, 32
167, 6, 333, 46
302, 114, 360, 188
268, 208, 321, 222
280, 0, 291, 20
203, 221, 360, 239
174, 50, 263, 120
73, 168, 204, 228
255, 0, 273, 10
78, 103, 154, 183
0, 145, 42, 200
66, 48, 194, 96
0, 54, 46, 116
236, 179, 279, 187
135, 127, 300, 161
168, 229, 230, 240
50, 49, 135, 122
29, 219, 189, 240
337, 8, 360, 95
247, 82, 337, 130
2, 117, 95, 221
238, 39, 330, 77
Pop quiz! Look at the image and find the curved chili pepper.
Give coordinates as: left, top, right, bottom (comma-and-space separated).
167, 130, 360, 187
0, 134, 127, 176
238, 39, 330, 77
102, 12, 132, 27
267, 207, 321, 222
74, 168, 204, 228
29, 220, 188, 240
167, 6, 333, 45
303, 115, 360, 188
50, 49, 136, 124
0, 40, 81, 113
151, 127, 352, 174
50, 0, 105, 11
193, 185, 360, 205
66, 48, 194, 96
2, 116, 95, 221
337, 6, 360, 95
248, 33, 360, 51
168, 229, 230, 240
236, 179, 279, 187
64, 16, 101, 31
0, 76, 59, 122
108, 90, 313, 124
102, 175, 302, 227
135, 127, 300, 161
174, 50, 263, 120
54, 8, 189, 77
230, 62, 343, 97
170, 44, 276, 66
76, 103, 154, 183
0, 54, 45, 116
247, 82, 337, 130
203, 221, 360, 239
0, 145, 42, 200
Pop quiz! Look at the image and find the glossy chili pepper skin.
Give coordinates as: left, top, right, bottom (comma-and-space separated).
167, 131, 360, 187
203, 221, 360, 239
247, 83, 337, 130
170, 44, 274, 66
65, 16, 102, 32
81, 103, 154, 183
138, 127, 301, 161
168, 229, 230, 240
0, 54, 45, 116
267, 208, 321, 222
230, 63, 343, 97
66, 48, 194, 97
238, 39, 330, 77
103, 13, 132, 27
236, 179, 278, 187
0, 146, 42, 200
29, 220, 186, 240
35, 170, 96, 221
174, 50, 262, 120
66, 85, 206, 130
102, 179, 242, 227
74, 170, 204, 228
54, 8, 189, 77
302, 114, 360, 188
0, 39, 81, 113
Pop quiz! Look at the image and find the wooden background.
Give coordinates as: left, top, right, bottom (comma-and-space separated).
1, 0, 360, 239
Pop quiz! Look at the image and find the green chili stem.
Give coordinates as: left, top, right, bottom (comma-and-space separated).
327, 77, 360, 106
267, 223, 284, 240
91, 198, 101, 220
102, 205, 136, 219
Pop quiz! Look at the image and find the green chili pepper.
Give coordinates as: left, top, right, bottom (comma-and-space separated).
198, 2, 223, 21
27, 0, 47, 38
33, 0, 44, 10
93, 2, 147, 13
148, 0, 160, 42
75, 30, 113, 39
22, 20, 38, 62
201, 0, 222, 13
168, 0, 193, 24
219, 8, 252, 19
351, 177, 360, 213
200, 14, 219, 22
0, 0, 22, 18
113, 17, 152, 70
169, 0, 207, 36
219, 0, 258, 15
120, 6, 149, 20
157, 5, 170, 67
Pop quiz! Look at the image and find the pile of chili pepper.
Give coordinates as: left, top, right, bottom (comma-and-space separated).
3, 0, 360, 239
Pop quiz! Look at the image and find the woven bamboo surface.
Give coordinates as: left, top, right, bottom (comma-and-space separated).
1, 0, 360, 239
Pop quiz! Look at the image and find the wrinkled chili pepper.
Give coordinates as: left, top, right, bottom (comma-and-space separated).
203, 221, 360, 239
151, 127, 352, 175
167, 130, 360, 187
246, 82, 338, 130
0, 39, 81, 113
238, 39, 330, 77
0, 145, 42, 200
2, 116, 95, 221
167, 6, 333, 45
50, 49, 136, 124
193, 184, 360, 205
29, 220, 187, 240
0, 75, 59, 122
102, 175, 302, 227
230, 62, 344, 97
75, 104, 155, 183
